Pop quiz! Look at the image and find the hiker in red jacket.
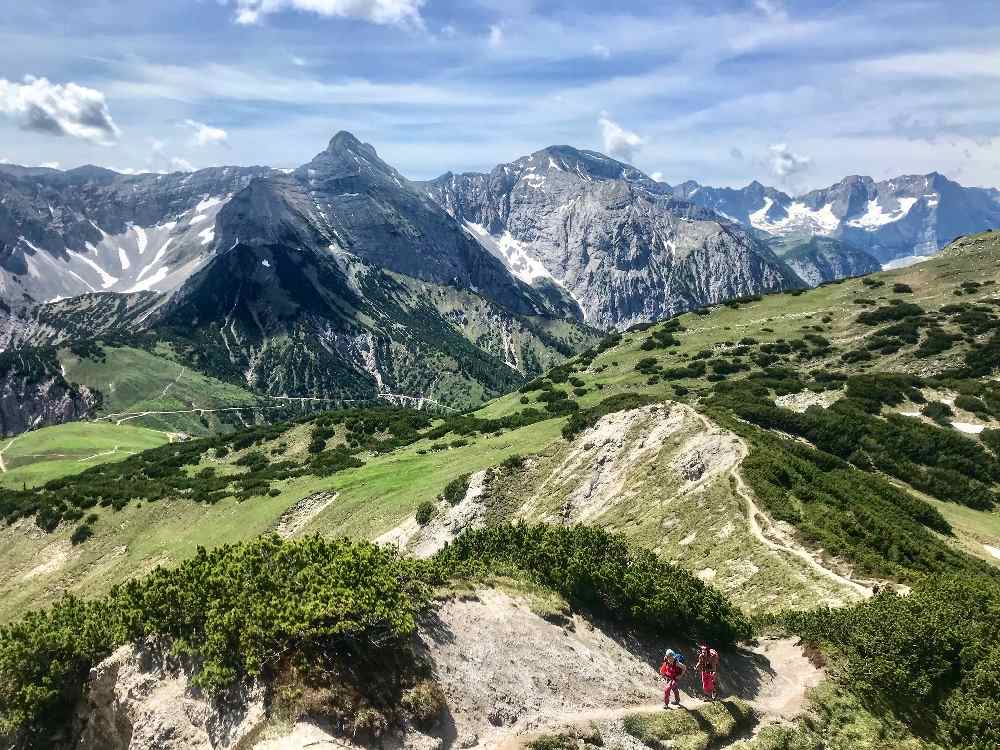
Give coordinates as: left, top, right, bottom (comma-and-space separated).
695, 643, 720, 700
659, 650, 687, 708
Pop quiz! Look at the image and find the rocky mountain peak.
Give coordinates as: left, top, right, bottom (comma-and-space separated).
298, 130, 397, 183
325, 130, 376, 157
518, 144, 659, 188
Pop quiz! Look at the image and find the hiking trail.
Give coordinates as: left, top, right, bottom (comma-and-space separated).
689, 412, 875, 599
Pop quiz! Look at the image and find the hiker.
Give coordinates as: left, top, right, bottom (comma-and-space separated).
659, 649, 687, 708
695, 643, 721, 700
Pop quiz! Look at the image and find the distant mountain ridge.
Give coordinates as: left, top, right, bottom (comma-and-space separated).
420, 145, 801, 329
0, 163, 274, 303
674, 173, 1000, 264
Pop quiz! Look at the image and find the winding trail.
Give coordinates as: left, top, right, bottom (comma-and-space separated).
156, 366, 186, 400
76, 445, 138, 463
690, 412, 874, 599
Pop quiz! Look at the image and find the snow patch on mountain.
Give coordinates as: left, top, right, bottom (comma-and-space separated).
70, 250, 119, 289
847, 197, 918, 229
464, 221, 556, 285
134, 225, 148, 255
126, 266, 170, 292
750, 199, 840, 234
198, 226, 215, 246
882, 253, 933, 270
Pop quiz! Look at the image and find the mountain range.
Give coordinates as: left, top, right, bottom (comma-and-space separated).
0, 132, 997, 419
673, 172, 1000, 266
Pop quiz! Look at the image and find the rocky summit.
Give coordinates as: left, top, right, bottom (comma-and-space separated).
421, 146, 801, 330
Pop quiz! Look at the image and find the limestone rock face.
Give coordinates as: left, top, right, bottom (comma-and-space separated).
421, 146, 800, 330
74, 643, 265, 750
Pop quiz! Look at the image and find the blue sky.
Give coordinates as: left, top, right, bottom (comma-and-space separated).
1, 0, 998, 192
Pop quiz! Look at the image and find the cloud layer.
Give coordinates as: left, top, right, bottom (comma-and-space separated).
0, 76, 119, 144
232, 0, 424, 26
768, 143, 812, 180
2, 1, 998, 189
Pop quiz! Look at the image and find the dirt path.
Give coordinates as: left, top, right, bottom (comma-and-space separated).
0, 435, 22, 473
76, 444, 135, 463
156, 365, 186, 400
493, 635, 822, 750
734, 470, 872, 598
688, 412, 874, 599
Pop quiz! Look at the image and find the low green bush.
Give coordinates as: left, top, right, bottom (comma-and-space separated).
441, 474, 471, 506
0, 536, 432, 743
436, 524, 751, 644
786, 575, 1000, 750
415, 501, 435, 525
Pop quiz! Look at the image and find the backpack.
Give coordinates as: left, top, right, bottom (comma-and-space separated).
703, 648, 719, 670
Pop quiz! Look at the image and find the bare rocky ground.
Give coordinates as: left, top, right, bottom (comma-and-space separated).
375, 471, 489, 558
272, 491, 338, 538
75, 588, 822, 750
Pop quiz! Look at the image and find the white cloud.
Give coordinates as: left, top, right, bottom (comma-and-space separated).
184, 119, 229, 146
108, 62, 505, 109
768, 143, 812, 178
860, 49, 1000, 79
598, 112, 643, 162
592, 43, 611, 60
488, 24, 504, 48
231, 0, 424, 27
650, 171, 665, 182
0, 76, 120, 144
40, 161, 60, 169
291, 56, 308, 67
753, 0, 788, 22
170, 156, 196, 172
440, 24, 457, 37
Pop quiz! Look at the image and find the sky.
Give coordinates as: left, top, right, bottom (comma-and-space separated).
1, 0, 999, 193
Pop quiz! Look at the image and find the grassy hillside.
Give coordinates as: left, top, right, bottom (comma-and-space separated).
0, 422, 169, 490
3, 232, 1000, 622
58, 343, 268, 435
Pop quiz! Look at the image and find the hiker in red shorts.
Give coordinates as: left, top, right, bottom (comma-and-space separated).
659, 650, 687, 708
695, 643, 720, 700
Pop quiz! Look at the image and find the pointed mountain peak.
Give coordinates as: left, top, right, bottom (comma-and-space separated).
326, 130, 377, 158
298, 131, 397, 183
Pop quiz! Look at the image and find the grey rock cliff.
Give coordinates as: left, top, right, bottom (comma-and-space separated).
421, 146, 800, 330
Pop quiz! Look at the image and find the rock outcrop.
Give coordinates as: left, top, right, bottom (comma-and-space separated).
74, 642, 265, 750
